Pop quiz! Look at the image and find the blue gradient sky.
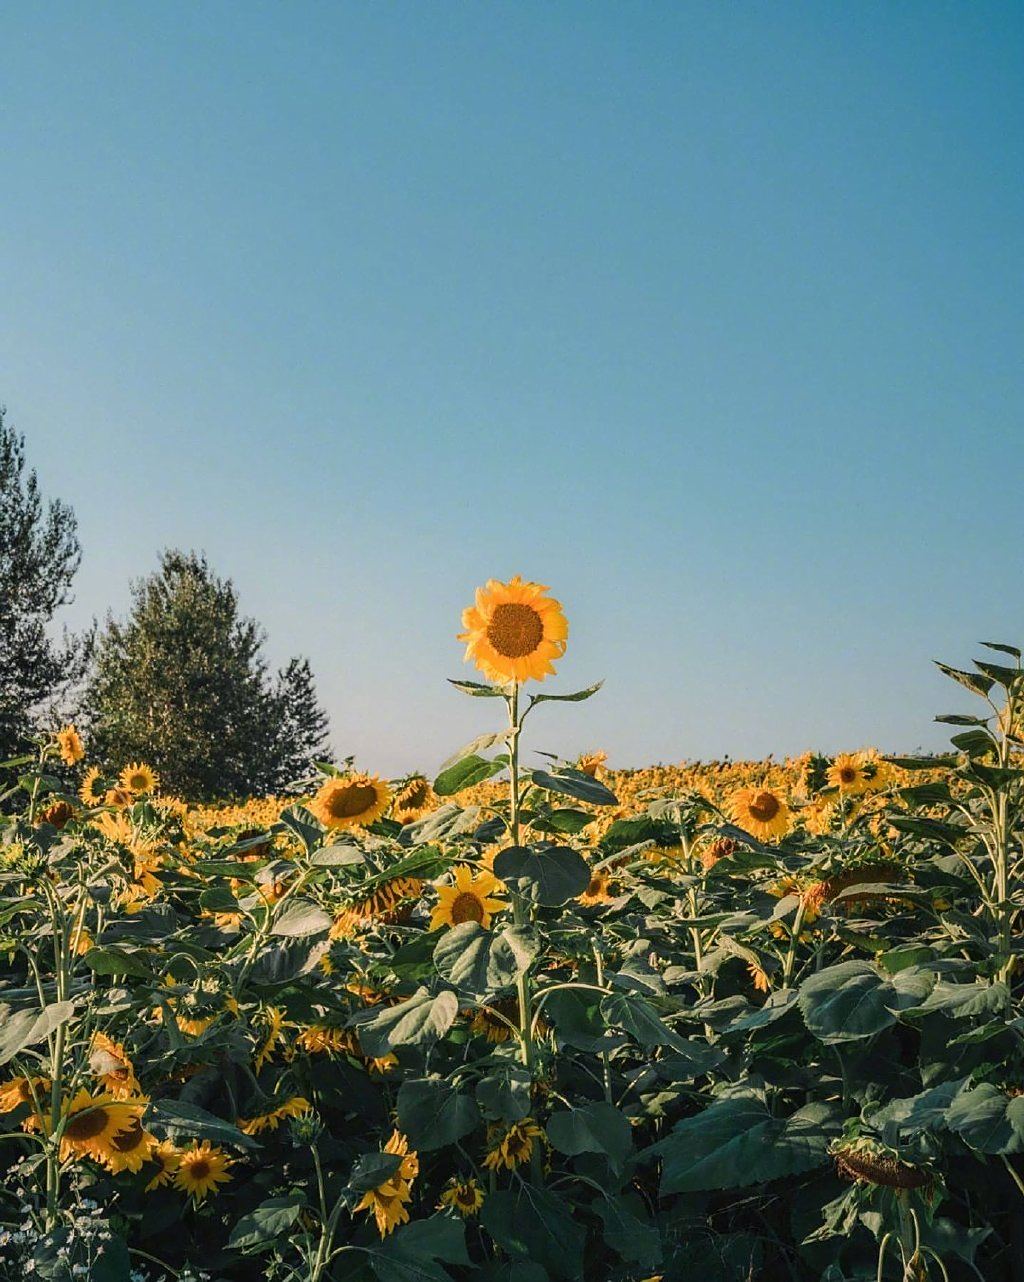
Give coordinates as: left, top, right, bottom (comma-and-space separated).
2, 3, 1022, 774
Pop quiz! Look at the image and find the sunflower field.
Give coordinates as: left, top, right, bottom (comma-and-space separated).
2, 578, 1024, 1282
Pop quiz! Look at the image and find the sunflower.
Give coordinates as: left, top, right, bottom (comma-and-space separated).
330, 876, 423, 937
39, 799, 75, 829
104, 1116, 158, 1174
827, 753, 870, 796
55, 725, 85, 766
104, 786, 135, 809
89, 1032, 140, 1097
482, 1119, 545, 1171
120, 762, 159, 795
35, 1090, 145, 1163
173, 1141, 234, 1202
254, 1006, 285, 1071
239, 1095, 311, 1135
431, 866, 505, 930
310, 774, 391, 831
145, 1140, 181, 1191
355, 1131, 419, 1238
438, 1177, 485, 1218
394, 775, 435, 824
0, 1075, 50, 1114
578, 868, 614, 906
468, 1000, 519, 1044
576, 751, 607, 779
729, 787, 792, 841
458, 576, 569, 684
80, 766, 105, 806
700, 836, 737, 869
295, 1025, 355, 1056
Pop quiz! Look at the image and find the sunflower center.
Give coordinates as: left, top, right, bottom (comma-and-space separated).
451, 892, 485, 924
187, 1159, 210, 1180
65, 1107, 110, 1141
486, 603, 544, 659
839, 767, 857, 784
112, 1119, 144, 1152
748, 791, 781, 822
328, 783, 378, 819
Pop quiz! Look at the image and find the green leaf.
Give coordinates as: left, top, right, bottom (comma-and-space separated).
83, 946, 155, 979
528, 681, 604, 705
396, 1078, 480, 1151
270, 899, 333, 937
934, 661, 995, 697
655, 1094, 838, 1194
434, 754, 508, 797
228, 1194, 306, 1251
310, 842, 365, 867
594, 1195, 662, 1269
600, 991, 689, 1051
448, 678, 507, 697
348, 1151, 403, 1194
547, 1102, 633, 1167
433, 922, 537, 996
950, 729, 997, 756
980, 641, 1022, 659
530, 768, 618, 806
147, 1099, 260, 1150
369, 1216, 470, 1282
354, 987, 459, 1057
946, 1083, 1024, 1154
476, 1065, 532, 1123
493, 844, 591, 906
974, 659, 1020, 688
0, 1000, 76, 1066
481, 1184, 586, 1280
798, 961, 933, 1043
438, 732, 510, 773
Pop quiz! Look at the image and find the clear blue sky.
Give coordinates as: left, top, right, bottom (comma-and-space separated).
2, 3, 1022, 775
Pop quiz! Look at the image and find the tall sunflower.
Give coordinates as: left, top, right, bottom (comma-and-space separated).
120, 762, 159, 795
310, 774, 391, 830
55, 725, 85, 766
173, 1142, 234, 1202
430, 866, 505, 930
458, 576, 568, 684
729, 787, 792, 841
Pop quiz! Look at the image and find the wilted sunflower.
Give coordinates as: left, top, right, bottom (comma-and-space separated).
827, 753, 870, 795
576, 751, 608, 778
295, 1025, 355, 1056
120, 762, 159, 795
310, 774, 391, 830
39, 799, 75, 829
355, 1131, 419, 1238
89, 1032, 140, 1097
431, 865, 505, 930
239, 1095, 311, 1135
729, 787, 792, 841
482, 1119, 545, 1171
394, 775, 435, 824
174, 1141, 234, 1202
55, 725, 85, 766
79, 766, 105, 806
438, 1177, 485, 1217
458, 576, 568, 684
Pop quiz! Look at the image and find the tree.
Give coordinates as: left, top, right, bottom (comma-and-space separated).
80, 549, 330, 799
0, 407, 85, 759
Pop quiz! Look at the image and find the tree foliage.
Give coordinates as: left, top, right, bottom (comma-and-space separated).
0, 406, 85, 759
80, 549, 329, 798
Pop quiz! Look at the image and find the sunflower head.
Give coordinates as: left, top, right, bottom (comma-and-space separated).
458, 576, 568, 684
39, 799, 75, 829
430, 865, 505, 931
79, 766, 105, 806
827, 753, 869, 795
439, 1176, 485, 1217
310, 774, 391, 831
120, 762, 159, 795
729, 787, 792, 841
394, 775, 435, 823
173, 1141, 234, 1202
55, 725, 85, 766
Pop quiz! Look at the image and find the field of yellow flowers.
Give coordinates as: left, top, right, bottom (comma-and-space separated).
2, 577, 1023, 1282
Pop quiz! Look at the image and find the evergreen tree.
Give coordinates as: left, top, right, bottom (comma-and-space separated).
0, 407, 85, 758
81, 549, 330, 799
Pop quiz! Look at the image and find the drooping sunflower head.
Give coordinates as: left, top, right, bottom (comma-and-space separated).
438, 1176, 485, 1217
355, 1131, 419, 1237
39, 799, 76, 830
55, 725, 85, 766
394, 775, 435, 824
576, 751, 608, 778
430, 865, 505, 931
482, 1119, 545, 1171
89, 1032, 139, 1097
120, 762, 159, 796
578, 867, 614, 906
458, 576, 568, 685
310, 774, 391, 831
729, 787, 792, 841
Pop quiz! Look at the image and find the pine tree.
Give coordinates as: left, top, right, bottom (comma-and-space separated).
80, 549, 330, 799
0, 407, 85, 758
